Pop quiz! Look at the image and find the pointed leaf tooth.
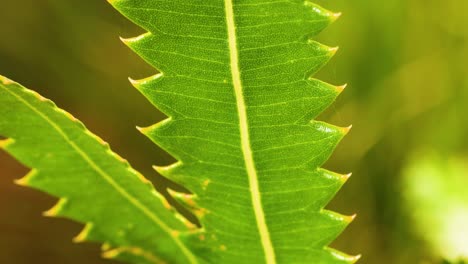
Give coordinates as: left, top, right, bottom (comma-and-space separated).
167, 189, 198, 211
301, 41, 340, 79
102, 246, 164, 264
335, 83, 348, 94
287, 79, 344, 123
153, 162, 180, 180
311, 210, 354, 246
345, 213, 358, 225
120, 34, 168, 75
328, 46, 340, 57
311, 121, 346, 136
43, 198, 68, 217
119, 32, 150, 47
136, 125, 150, 135
320, 168, 352, 184
119, 32, 174, 76
351, 254, 362, 263
73, 223, 94, 243
270, 209, 353, 250
142, 119, 203, 163
326, 247, 362, 264
321, 210, 354, 226
340, 124, 353, 136
153, 163, 196, 191
291, 168, 350, 210
303, 1, 341, 33
130, 74, 181, 118
306, 78, 345, 99
298, 120, 345, 168
136, 118, 173, 140
158, 163, 228, 195
14, 169, 37, 187
340, 172, 353, 184
330, 12, 343, 23
129, 73, 163, 91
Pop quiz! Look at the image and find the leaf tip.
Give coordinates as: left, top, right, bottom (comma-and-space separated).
119, 35, 136, 47
73, 223, 93, 243
14, 169, 37, 187
335, 83, 348, 93
352, 254, 362, 263
43, 198, 68, 217
152, 164, 167, 174
129, 73, 163, 90
328, 46, 340, 56
344, 213, 357, 224
328, 247, 361, 263
120, 32, 151, 46
136, 125, 151, 134
330, 12, 342, 23
340, 172, 353, 183
340, 124, 353, 136
153, 162, 181, 177
168, 189, 198, 210
128, 76, 139, 86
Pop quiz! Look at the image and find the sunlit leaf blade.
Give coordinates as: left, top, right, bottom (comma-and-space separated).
0, 76, 198, 264
110, 0, 357, 263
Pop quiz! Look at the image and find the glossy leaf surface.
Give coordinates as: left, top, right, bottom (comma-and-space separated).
0, 0, 355, 263
0, 76, 197, 264
110, 0, 355, 263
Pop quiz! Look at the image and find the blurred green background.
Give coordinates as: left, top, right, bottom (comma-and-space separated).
0, 0, 467, 263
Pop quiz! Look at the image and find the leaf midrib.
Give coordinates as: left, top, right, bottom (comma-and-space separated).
1, 83, 198, 264
224, 1, 276, 263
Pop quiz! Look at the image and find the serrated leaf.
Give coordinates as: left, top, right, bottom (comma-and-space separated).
0, 76, 198, 264
109, 0, 356, 263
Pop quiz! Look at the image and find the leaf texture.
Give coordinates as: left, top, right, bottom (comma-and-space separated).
110, 0, 357, 263
0, 76, 198, 264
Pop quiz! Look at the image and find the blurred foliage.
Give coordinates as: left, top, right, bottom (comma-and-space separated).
0, 0, 466, 263
403, 153, 468, 262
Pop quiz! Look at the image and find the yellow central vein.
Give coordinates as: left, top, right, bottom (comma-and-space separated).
224, 1, 276, 263
2, 84, 198, 264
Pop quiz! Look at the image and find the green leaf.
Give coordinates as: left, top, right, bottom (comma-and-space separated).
0, 76, 198, 264
110, 0, 356, 263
